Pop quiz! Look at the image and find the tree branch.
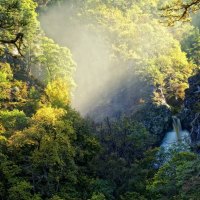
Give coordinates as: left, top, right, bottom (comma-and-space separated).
0, 33, 24, 57
161, 0, 200, 25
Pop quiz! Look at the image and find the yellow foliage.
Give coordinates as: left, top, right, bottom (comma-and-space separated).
0, 123, 5, 134
0, 62, 13, 80
0, 123, 6, 142
32, 106, 65, 127
174, 83, 189, 100
0, 62, 13, 100
45, 78, 72, 107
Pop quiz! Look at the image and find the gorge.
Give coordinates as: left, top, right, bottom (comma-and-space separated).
0, 0, 200, 199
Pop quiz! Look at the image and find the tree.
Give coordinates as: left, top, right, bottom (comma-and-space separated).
0, 0, 38, 56
77, 0, 194, 109
45, 78, 72, 108
181, 28, 200, 65
147, 46, 195, 107
31, 36, 75, 84
6, 106, 76, 198
88, 192, 106, 200
0, 109, 28, 132
0, 62, 13, 101
8, 181, 41, 200
161, 0, 200, 25
2, 106, 100, 199
148, 152, 197, 199
120, 192, 147, 200
93, 117, 155, 198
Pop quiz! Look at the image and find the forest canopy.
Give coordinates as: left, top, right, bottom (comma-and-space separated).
0, 0, 200, 200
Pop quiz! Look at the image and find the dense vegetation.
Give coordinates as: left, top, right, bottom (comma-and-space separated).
0, 0, 200, 199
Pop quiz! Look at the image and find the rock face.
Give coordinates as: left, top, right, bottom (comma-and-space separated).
181, 71, 200, 149
88, 76, 154, 122
133, 103, 172, 143
87, 74, 172, 144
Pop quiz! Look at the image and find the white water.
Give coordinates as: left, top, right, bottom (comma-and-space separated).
161, 116, 190, 150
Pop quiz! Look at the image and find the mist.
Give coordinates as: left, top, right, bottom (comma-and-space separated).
39, 1, 177, 119
39, 2, 131, 117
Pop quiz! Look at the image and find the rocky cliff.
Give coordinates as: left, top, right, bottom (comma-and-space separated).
181, 70, 200, 150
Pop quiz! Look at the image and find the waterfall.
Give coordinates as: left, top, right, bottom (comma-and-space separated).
172, 116, 182, 141
161, 116, 190, 150
154, 117, 191, 167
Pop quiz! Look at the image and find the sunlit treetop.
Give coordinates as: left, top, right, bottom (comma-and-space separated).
161, 0, 200, 25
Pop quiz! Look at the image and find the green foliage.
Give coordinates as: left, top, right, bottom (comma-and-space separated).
92, 117, 156, 198
148, 47, 195, 106
0, 0, 39, 54
0, 0, 200, 200
50, 195, 64, 200
0, 0, 38, 36
32, 36, 75, 84
0, 104, 100, 199
8, 181, 41, 200
74, 0, 195, 109
88, 192, 106, 200
0, 109, 28, 131
89, 179, 114, 200
148, 152, 198, 200
182, 28, 200, 65
120, 192, 147, 200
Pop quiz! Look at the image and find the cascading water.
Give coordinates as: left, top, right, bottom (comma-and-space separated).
172, 116, 182, 141
154, 117, 190, 168
161, 116, 190, 150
